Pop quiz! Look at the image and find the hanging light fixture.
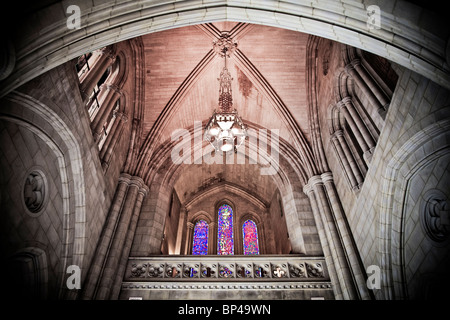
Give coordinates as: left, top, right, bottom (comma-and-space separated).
204, 33, 247, 153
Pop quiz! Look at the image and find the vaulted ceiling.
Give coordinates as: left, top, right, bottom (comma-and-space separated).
142, 22, 310, 144
140, 22, 312, 203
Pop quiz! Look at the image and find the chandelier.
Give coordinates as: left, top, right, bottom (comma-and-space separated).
204, 34, 247, 153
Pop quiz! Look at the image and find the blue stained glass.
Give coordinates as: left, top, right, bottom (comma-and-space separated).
243, 219, 259, 255
217, 204, 234, 255
192, 220, 208, 255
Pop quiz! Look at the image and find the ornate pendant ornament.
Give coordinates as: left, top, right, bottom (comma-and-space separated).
205, 33, 247, 153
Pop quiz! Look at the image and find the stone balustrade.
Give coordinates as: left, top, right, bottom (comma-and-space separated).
123, 255, 329, 282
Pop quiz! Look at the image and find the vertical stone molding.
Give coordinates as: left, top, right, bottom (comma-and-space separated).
110, 182, 149, 299
186, 222, 195, 255
81, 173, 148, 300
303, 173, 369, 299
91, 84, 123, 141
208, 222, 216, 255
351, 59, 390, 110
337, 99, 369, 159
175, 207, 188, 255
101, 112, 128, 172
339, 97, 375, 164
320, 172, 370, 300
331, 130, 364, 190
303, 180, 343, 300
344, 60, 386, 118
79, 47, 116, 102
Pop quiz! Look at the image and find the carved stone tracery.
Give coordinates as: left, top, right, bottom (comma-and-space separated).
422, 189, 450, 243
24, 171, 46, 214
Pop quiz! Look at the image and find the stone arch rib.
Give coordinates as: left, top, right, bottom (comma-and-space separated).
2, 1, 449, 98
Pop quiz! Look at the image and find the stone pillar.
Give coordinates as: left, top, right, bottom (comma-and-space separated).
337, 100, 368, 151
96, 177, 142, 299
303, 180, 343, 299
186, 222, 194, 255
81, 173, 148, 300
338, 98, 375, 164
79, 47, 116, 102
110, 183, 148, 299
331, 131, 357, 189
331, 130, 364, 190
351, 59, 390, 109
91, 84, 122, 141
303, 174, 360, 300
208, 222, 216, 255
342, 97, 375, 152
100, 112, 127, 171
81, 174, 130, 300
174, 207, 187, 254
345, 60, 386, 118
321, 173, 371, 300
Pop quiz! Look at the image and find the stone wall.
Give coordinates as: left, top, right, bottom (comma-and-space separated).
0, 62, 112, 298
349, 66, 450, 299
0, 39, 137, 298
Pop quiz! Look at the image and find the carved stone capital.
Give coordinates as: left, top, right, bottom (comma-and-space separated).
350, 58, 362, 68
101, 46, 117, 62
105, 83, 122, 95
138, 184, 150, 198
118, 173, 132, 185
321, 172, 334, 184
113, 110, 128, 122
331, 129, 345, 140
340, 96, 352, 106
336, 99, 346, 110
303, 175, 323, 195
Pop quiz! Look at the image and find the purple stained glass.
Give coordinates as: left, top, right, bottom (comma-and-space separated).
192, 220, 208, 255
217, 204, 234, 255
243, 220, 259, 255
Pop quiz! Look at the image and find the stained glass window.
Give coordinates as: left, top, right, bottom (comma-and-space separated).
243, 219, 259, 255
217, 204, 234, 255
192, 220, 208, 255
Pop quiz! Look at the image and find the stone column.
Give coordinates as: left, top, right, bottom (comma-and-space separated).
110, 183, 149, 299
338, 98, 374, 164
81, 174, 148, 300
100, 112, 128, 171
91, 84, 122, 141
321, 173, 371, 300
186, 222, 194, 255
331, 131, 357, 189
303, 174, 359, 300
79, 47, 116, 102
96, 176, 143, 299
81, 173, 131, 300
174, 207, 187, 254
342, 97, 375, 152
303, 180, 343, 299
331, 130, 364, 189
337, 100, 368, 151
208, 222, 216, 255
345, 60, 386, 118
351, 59, 390, 109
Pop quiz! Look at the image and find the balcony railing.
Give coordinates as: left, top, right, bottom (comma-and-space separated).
120, 255, 334, 299
123, 255, 330, 282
